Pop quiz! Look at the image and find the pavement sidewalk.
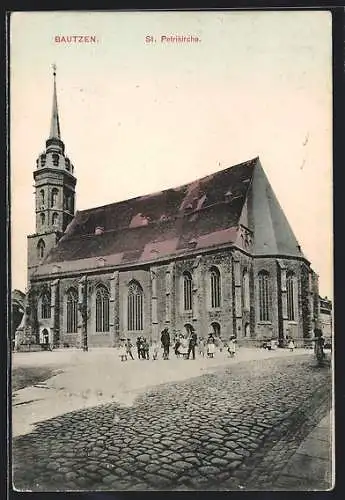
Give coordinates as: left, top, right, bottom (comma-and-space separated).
273, 410, 333, 490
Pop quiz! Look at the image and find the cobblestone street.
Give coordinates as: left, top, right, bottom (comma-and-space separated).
13, 354, 332, 491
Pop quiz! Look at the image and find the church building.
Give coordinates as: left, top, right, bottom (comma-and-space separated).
21, 70, 320, 349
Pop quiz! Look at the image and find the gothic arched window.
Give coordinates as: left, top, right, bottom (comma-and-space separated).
51, 188, 59, 208
242, 269, 250, 310
183, 272, 193, 311
41, 292, 51, 319
40, 213, 45, 227
287, 271, 295, 321
40, 189, 45, 207
96, 286, 110, 333
210, 267, 221, 308
66, 288, 78, 333
52, 212, 58, 226
258, 270, 270, 322
127, 281, 143, 331
37, 239, 45, 259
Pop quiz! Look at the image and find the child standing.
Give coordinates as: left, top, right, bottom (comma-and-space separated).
207, 335, 216, 358
174, 336, 182, 358
288, 339, 295, 352
198, 338, 206, 357
119, 340, 127, 362
228, 337, 236, 358
270, 338, 277, 351
125, 339, 134, 360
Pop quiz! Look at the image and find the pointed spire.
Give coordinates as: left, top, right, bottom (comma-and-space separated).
49, 64, 61, 140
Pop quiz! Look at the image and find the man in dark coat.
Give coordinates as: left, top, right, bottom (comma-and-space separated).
143, 338, 150, 360
187, 329, 198, 360
43, 330, 52, 351
136, 336, 142, 359
161, 329, 170, 360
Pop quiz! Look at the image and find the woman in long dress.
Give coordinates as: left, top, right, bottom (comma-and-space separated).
180, 336, 189, 359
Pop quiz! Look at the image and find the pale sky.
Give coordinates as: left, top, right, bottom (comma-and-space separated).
10, 11, 333, 298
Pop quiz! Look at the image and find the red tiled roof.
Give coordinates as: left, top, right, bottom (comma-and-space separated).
40, 158, 259, 273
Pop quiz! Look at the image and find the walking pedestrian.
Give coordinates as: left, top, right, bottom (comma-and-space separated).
187, 328, 198, 360
125, 338, 134, 360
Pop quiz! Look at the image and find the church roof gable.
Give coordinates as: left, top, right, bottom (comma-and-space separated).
250, 160, 305, 259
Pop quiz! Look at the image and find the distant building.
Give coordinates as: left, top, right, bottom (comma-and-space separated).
22, 69, 320, 349
319, 296, 332, 338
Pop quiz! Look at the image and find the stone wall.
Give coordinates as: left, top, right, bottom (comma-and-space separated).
26, 248, 318, 349
27, 232, 60, 282
172, 251, 233, 340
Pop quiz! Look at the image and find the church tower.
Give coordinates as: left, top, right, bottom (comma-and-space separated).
27, 66, 77, 280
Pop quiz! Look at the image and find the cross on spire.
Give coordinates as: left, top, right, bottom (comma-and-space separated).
49, 63, 61, 139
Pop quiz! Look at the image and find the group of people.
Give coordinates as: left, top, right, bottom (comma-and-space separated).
118, 328, 237, 362
118, 333, 168, 362
163, 328, 237, 360
263, 329, 329, 366
264, 330, 328, 356
118, 327, 329, 364
118, 337, 154, 361
263, 338, 295, 352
